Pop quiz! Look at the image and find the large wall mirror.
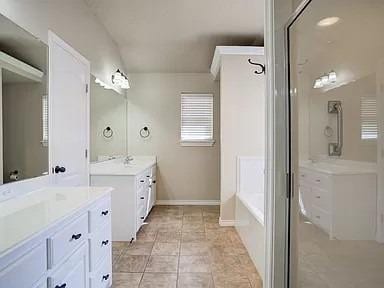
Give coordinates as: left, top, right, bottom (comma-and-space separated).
90, 75, 127, 162
0, 14, 48, 184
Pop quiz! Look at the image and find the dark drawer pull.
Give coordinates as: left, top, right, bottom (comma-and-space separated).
141, 216, 145, 220
140, 197, 145, 200
102, 240, 109, 246
146, 175, 150, 178
101, 210, 109, 216
71, 233, 82, 240
55, 284, 66, 288
102, 274, 110, 281
140, 180, 145, 183
153, 180, 156, 184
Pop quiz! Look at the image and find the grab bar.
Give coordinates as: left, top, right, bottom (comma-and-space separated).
328, 101, 343, 156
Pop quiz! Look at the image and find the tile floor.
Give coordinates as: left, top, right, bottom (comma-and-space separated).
112, 205, 262, 288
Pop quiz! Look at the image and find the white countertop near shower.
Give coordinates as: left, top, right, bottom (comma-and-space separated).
300, 159, 377, 175
0, 186, 112, 255
90, 156, 157, 176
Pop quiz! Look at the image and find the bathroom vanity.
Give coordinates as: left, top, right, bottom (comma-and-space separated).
299, 160, 377, 240
0, 186, 112, 288
90, 156, 157, 241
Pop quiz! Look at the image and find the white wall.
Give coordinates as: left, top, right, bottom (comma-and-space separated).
126, 73, 220, 202
90, 76, 127, 162
0, 0, 125, 89
220, 54, 265, 221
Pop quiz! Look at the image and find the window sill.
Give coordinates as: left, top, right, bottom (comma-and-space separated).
180, 140, 216, 147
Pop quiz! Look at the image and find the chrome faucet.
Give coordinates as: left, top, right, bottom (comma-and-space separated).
124, 155, 134, 165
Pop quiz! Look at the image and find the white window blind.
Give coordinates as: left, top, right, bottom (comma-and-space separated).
41, 94, 48, 147
361, 96, 378, 140
181, 93, 214, 145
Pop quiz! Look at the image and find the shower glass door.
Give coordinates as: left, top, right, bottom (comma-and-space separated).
287, 0, 384, 287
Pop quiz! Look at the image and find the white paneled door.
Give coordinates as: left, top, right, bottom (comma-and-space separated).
49, 32, 90, 186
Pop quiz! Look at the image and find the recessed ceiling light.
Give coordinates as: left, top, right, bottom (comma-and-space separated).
317, 17, 340, 27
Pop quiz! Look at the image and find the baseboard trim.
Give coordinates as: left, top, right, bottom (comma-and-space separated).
156, 200, 220, 206
219, 217, 236, 227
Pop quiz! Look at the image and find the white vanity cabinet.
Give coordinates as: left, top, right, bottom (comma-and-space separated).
0, 187, 112, 288
299, 167, 377, 240
90, 158, 157, 241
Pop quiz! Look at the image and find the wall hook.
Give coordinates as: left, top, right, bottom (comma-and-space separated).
248, 59, 266, 74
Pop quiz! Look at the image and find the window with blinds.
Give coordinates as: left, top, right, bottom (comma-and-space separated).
181, 93, 214, 146
360, 96, 378, 140
41, 94, 48, 147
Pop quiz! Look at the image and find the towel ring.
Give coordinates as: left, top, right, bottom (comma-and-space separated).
140, 126, 150, 138
103, 126, 113, 138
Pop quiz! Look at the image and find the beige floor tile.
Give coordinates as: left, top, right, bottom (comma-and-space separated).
182, 232, 206, 242
183, 216, 204, 223
177, 273, 214, 288
213, 273, 252, 288
248, 273, 263, 288
182, 223, 205, 232
156, 231, 182, 243
181, 242, 210, 256
145, 256, 179, 273
114, 255, 149, 273
125, 242, 154, 256
152, 242, 180, 256
179, 256, 211, 273
139, 273, 177, 288
112, 273, 142, 288
136, 231, 158, 242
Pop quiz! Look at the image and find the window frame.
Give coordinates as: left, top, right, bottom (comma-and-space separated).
180, 93, 215, 147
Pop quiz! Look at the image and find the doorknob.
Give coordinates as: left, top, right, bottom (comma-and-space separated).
54, 166, 66, 174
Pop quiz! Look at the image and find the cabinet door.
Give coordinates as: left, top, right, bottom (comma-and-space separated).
49, 32, 90, 186
48, 243, 88, 288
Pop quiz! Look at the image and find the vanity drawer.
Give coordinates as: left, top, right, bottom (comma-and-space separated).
0, 243, 46, 288
136, 173, 147, 189
90, 256, 112, 288
312, 187, 331, 212
309, 172, 330, 189
90, 222, 112, 272
48, 213, 88, 268
89, 197, 111, 233
48, 243, 88, 288
312, 206, 331, 232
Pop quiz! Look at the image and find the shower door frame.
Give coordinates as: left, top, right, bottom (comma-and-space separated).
283, 0, 314, 287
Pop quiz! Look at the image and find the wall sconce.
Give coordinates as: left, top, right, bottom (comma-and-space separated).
112, 69, 130, 89
313, 70, 337, 89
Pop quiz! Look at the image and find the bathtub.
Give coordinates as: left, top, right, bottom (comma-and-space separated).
235, 157, 265, 280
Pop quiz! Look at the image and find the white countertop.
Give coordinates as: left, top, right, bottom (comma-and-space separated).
300, 160, 377, 175
0, 186, 112, 254
90, 156, 156, 176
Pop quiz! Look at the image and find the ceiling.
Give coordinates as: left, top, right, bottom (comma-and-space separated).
84, 0, 264, 73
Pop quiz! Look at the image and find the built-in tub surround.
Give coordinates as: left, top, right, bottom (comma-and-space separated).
235, 157, 265, 280
299, 159, 377, 240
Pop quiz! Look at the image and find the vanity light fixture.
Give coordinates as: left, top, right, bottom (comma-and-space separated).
95, 78, 112, 90
317, 17, 340, 27
112, 69, 130, 89
313, 71, 337, 89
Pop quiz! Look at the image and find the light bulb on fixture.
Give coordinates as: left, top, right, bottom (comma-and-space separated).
313, 79, 323, 89
321, 74, 329, 85
328, 71, 337, 83
112, 69, 130, 89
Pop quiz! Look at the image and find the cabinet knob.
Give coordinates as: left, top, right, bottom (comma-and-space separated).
54, 166, 66, 174
102, 240, 109, 246
71, 233, 82, 240
140, 197, 145, 200
141, 216, 145, 220
101, 210, 109, 216
102, 274, 110, 281
153, 180, 156, 184
55, 284, 67, 288
140, 180, 145, 183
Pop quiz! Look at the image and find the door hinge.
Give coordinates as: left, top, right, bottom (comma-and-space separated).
86, 83, 89, 94
85, 149, 88, 159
